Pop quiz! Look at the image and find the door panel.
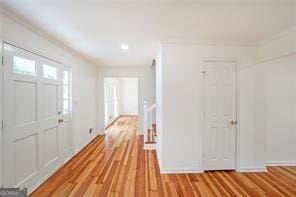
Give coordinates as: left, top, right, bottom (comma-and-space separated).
41, 127, 59, 167
43, 84, 58, 118
204, 61, 237, 171
3, 43, 66, 191
14, 134, 38, 185
14, 80, 37, 125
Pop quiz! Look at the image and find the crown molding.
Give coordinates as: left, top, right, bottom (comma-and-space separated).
257, 26, 296, 46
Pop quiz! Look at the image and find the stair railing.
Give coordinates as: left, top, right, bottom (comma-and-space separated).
143, 101, 156, 142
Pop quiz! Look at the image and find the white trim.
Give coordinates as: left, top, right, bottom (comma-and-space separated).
266, 161, 296, 166
74, 132, 100, 154
28, 165, 60, 195
156, 146, 163, 172
237, 166, 267, 173
258, 26, 296, 46
160, 39, 256, 47
143, 143, 156, 150
29, 131, 103, 195
0, 41, 3, 187
104, 115, 121, 130
160, 167, 203, 174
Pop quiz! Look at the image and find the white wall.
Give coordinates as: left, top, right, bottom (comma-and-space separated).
240, 60, 296, 168
240, 28, 296, 167
253, 29, 296, 166
97, 66, 155, 134
0, 8, 98, 171
120, 78, 138, 115
157, 43, 262, 173
156, 46, 163, 169
263, 56, 296, 165
239, 65, 268, 170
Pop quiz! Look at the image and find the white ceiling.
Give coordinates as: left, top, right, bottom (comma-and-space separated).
1, 0, 295, 66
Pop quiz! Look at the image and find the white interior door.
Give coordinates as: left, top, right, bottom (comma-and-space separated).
3, 43, 64, 191
203, 61, 237, 171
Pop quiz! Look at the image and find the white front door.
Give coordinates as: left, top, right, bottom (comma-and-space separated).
203, 61, 237, 171
3, 43, 64, 191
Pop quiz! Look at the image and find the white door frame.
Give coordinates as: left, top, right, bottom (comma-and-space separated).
0, 42, 4, 187
201, 59, 240, 172
103, 76, 140, 131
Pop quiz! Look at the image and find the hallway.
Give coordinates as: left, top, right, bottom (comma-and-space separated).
31, 116, 296, 196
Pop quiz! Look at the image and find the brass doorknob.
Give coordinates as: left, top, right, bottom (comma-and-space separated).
58, 119, 64, 123
230, 120, 238, 125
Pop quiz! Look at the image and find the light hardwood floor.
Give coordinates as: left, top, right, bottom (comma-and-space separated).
31, 116, 296, 196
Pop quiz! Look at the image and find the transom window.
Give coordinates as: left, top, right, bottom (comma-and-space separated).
13, 56, 36, 76
43, 64, 57, 80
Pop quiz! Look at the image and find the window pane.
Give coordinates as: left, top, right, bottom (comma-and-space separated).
13, 56, 36, 76
63, 99, 69, 114
63, 71, 69, 85
43, 64, 57, 80
63, 85, 69, 99
113, 85, 117, 100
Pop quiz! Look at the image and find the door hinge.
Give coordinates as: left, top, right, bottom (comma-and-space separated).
1, 120, 3, 130
1, 55, 3, 66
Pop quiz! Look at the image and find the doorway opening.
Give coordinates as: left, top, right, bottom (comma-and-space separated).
104, 77, 139, 131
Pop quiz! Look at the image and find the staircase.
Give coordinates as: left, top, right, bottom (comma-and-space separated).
146, 124, 156, 144
143, 101, 157, 150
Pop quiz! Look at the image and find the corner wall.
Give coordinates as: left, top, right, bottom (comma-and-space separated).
255, 28, 296, 166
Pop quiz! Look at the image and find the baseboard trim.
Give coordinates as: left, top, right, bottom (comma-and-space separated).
144, 143, 156, 150
74, 133, 100, 154
266, 161, 296, 166
237, 166, 267, 173
30, 132, 103, 194
29, 164, 61, 194
160, 167, 203, 174
104, 115, 122, 130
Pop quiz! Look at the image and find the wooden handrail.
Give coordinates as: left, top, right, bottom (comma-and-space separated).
148, 103, 156, 111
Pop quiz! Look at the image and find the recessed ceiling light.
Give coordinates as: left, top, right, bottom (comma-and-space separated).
121, 44, 129, 50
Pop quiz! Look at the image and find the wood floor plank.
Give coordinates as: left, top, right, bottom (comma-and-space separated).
31, 116, 296, 197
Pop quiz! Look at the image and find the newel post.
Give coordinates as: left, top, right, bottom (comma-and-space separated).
143, 100, 148, 142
